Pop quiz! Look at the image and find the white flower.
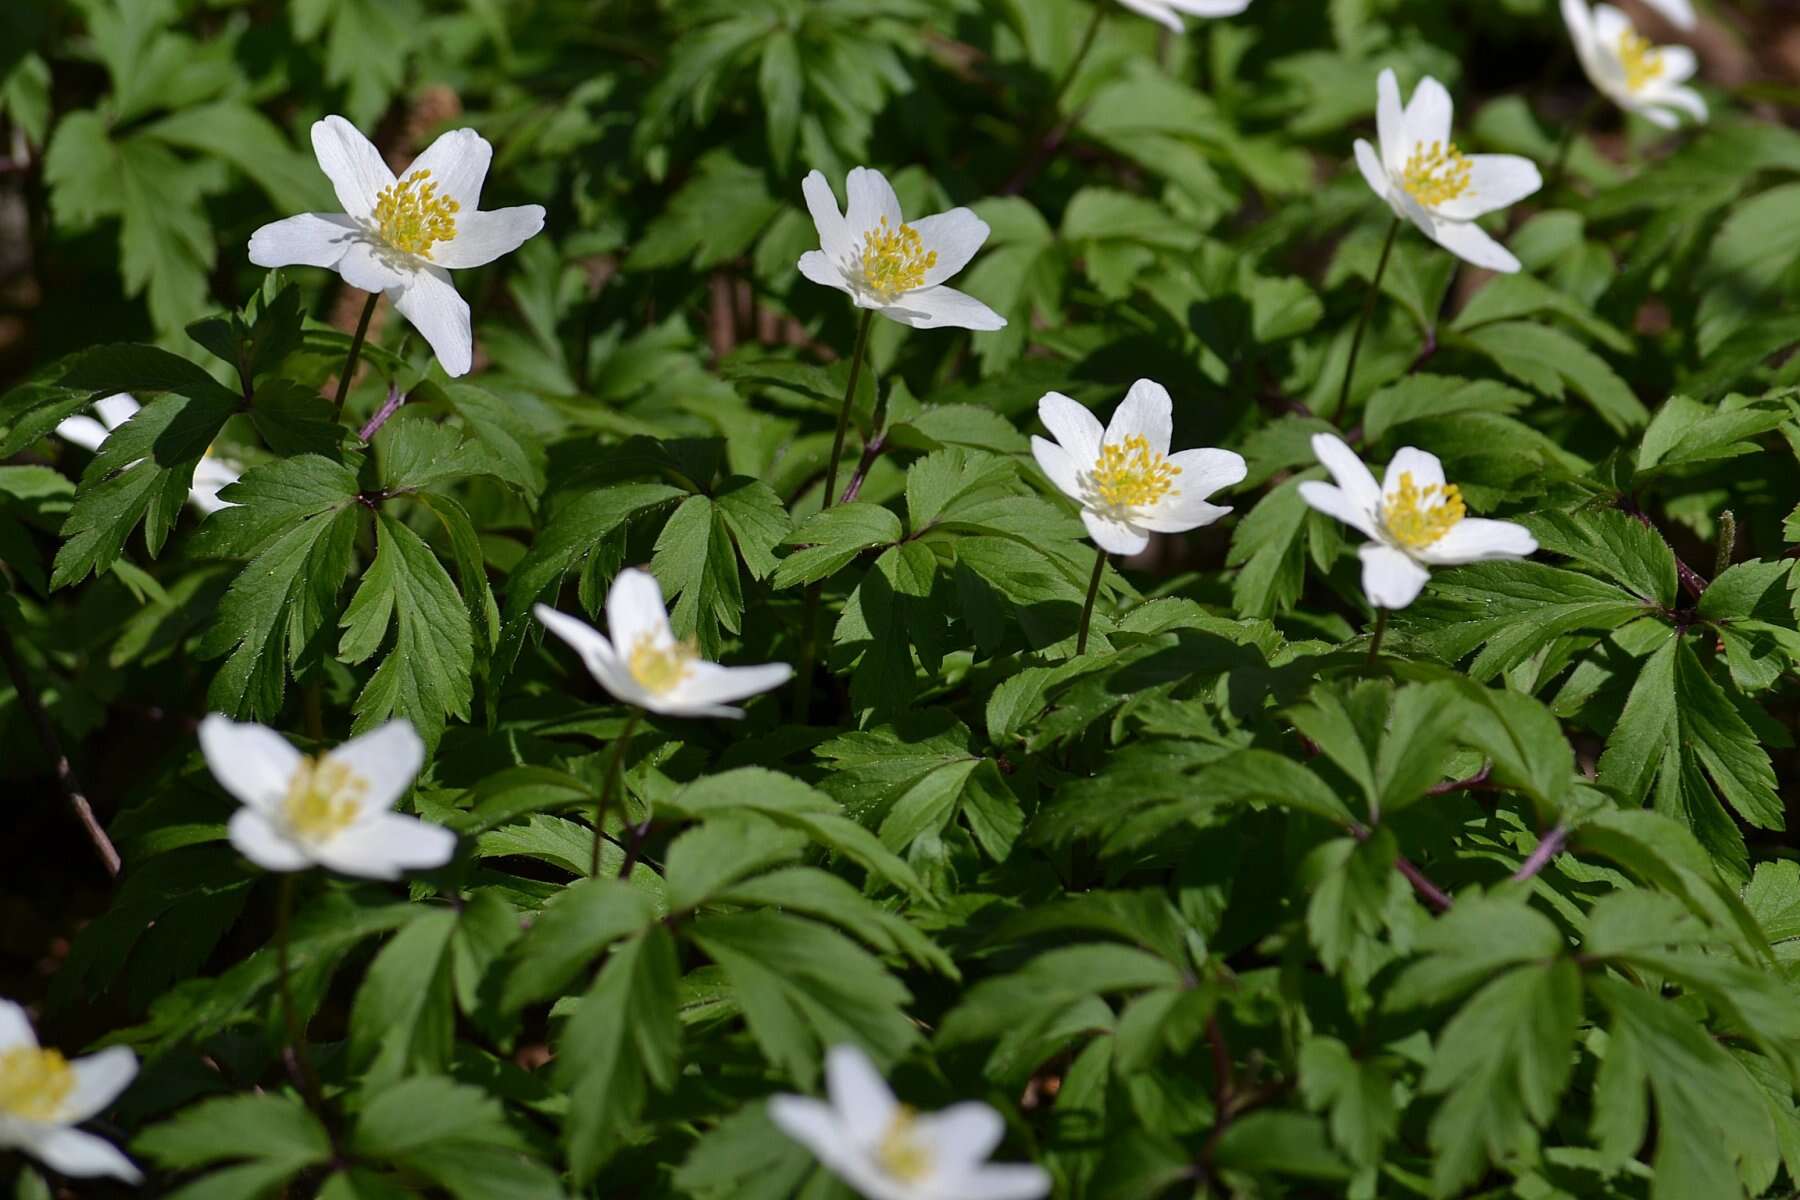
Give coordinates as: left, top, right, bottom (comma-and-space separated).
1115, 0, 1252, 32
1563, 1, 1706, 128
1298, 433, 1537, 610
1031, 379, 1247, 556
534, 568, 793, 719
55, 394, 240, 516
248, 115, 546, 378
200, 716, 455, 880
0, 1000, 140, 1184
798, 168, 1006, 332
1353, 69, 1542, 273
1641, 0, 1695, 28
769, 1044, 1051, 1200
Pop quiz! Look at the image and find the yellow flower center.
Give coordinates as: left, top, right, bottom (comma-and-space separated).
0, 1047, 74, 1122
283, 755, 368, 843
1617, 30, 1665, 93
373, 168, 460, 259
1090, 435, 1181, 510
1400, 141, 1474, 207
857, 217, 937, 303
1381, 471, 1465, 550
876, 1107, 933, 1183
628, 633, 697, 695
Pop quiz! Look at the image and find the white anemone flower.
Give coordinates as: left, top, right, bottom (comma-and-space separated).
534, 569, 793, 719
1031, 379, 1247, 556
1353, 69, 1543, 274
1115, 0, 1252, 32
1641, 0, 1695, 28
769, 1044, 1051, 1200
200, 716, 455, 880
1298, 433, 1537, 610
248, 115, 546, 378
1563, 0, 1706, 128
0, 1000, 140, 1184
798, 168, 1006, 332
55, 394, 239, 516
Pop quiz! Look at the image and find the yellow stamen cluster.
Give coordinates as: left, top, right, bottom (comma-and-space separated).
876, 1107, 933, 1182
1617, 30, 1665, 93
1382, 471, 1465, 550
857, 217, 937, 302
1090, 435, 1181, 510
373, 168, 460, 259
283, 755, 368, 842
1400, 141, 1474, 207
0, 1047, 74, 1122
628, 633, 698, 695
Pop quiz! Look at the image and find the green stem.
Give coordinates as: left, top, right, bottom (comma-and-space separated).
1338, 215, 1401, 416
1367, 608, 1389, 664
332, 291, 380, 415
1049, 2, 1106, 119
821, 308, 875, 512
1076, 545, 1107, 655
592, 709, 642, 877
1546, 96, 1602, 193
275, 874, 324, 1115
1714, 509, 1736, 580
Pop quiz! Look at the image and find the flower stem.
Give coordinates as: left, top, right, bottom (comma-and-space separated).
820, 308, 875, 515
1546, 95, 1602, 193
1367, 607, 1388, 664
1338, 215, 1401, 416
332, 291, 380, 415
592, 709, 642, 877
1076, 545, 1107, 655
1048, 2, 1106, 121
1002, 3, 1106, 195
274, 874, 324, 1115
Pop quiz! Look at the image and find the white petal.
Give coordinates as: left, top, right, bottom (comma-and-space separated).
1167, 0, 1253, 13
824, 1045, 899, 1145
1434, 155, 1543, 221
93, 395, 140, 428
768, 1095, 847, 1158
957, 1165, 1054, 1200
0, 1001, 37, 1050
1592, 4, 1635, 45
803, 170, 854, 262
1427, 219, 1521, 273
1135, 497, 1231, 533
1376, 69, 1407, 172
1650, 85, 1707, 123
310, 116, 395, 221
1635, 102, 1682, 129
1403, 76, 1455, 152
55, 415, 111, 453
403, 127, 493, 211
228, 808, 312, 873
248, 213, 361, 270
324, 720, 424, 815
1036, 393, 1104, 468
1381, 446, 1446, 498
533, 604, 641, 704
61, 1047, 138, 1123
1358, 544, 1431, 609
1562, 0, 1598, 59
607, 568, 673, 653
1115, 0, 1185, 31
190, 458, 241, 515
1163, 447, 1247, 498
1654, 43, 1699, 86
1031, 437, 1083, 501
1082, 509, 1150, 555
844, 167, 903, 239
23, 1126, 142, 1183
1298, 481, 1381, 540
909, 208, 989, 287
313, 813, 456, 880
919, 1102, 1004, 1169
335, 241, 410, 294
392, 265, 473, 377
1106, 379, 1174, 458
432, 206, 545, 270
1415, 518, 1538, 566
669, 662, 794, 711
1310, 433, 1382, 514
200, 714, 301, 813
1641, 0, 1694, 26
883, 284, 1006, 331
798, 250, 852, 295
1353, 139, 1391, 203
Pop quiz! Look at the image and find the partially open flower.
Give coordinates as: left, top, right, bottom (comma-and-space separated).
1115, 0, 1251, 32
55, 394, 239, 516
534, 569, 792, 719
1563, 0, 1706, 129
0, 1000, 140, 1184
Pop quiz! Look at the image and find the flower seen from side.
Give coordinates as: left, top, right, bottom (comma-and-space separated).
0, 1000, 140, 1184
1563, 0, 1706, 128
200, 716, 455, 879
1298, 433, 1537, 610
1115, 0, 1252, 31
1032, 379, 1247, 556
798, 167, 1006, 332
534, 568, 793, 718
247, 115, 546, 378
55, 394, 240, 516
1353, 69, 1542, 273
769, 1044, 1051, 1200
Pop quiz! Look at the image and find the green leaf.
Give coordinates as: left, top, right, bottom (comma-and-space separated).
773, 501, 903, 588
136, 1094, 331, 1171
1457, 320, 1649, 433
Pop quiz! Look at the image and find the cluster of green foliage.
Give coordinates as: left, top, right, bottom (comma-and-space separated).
4, 0, 1800, 1197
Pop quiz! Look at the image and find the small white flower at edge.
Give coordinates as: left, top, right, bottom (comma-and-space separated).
0, 1000, 140, 1184
200, 715, 456, 880
1031, 379, 1247, 556
1115, 0, 1252, 33
248, 115, 546, 378
1354, 69, 1542, 273
1563, 0, 1707, 129
769, 1044, 1051, 1200
534, 568, 793, 719
55, 394, 240, 516
1640, 0, 1695, 29
1298, 433, 1537, 610
798, 167, 1007, 332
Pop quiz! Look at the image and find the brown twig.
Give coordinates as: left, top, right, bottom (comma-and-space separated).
838, 431, 887, 505
1512, 825, 1568, 882
358, 383, 407, 443
1427, 763, 1493, 795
